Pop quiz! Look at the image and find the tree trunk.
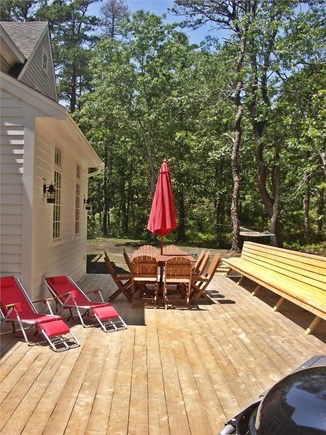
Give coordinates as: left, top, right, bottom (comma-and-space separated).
70, 64, 77, 113
102, 142, 110, 236
177, 190, 186, 243
317, 186, 324, 241
230, 95, 242, 253
303, 173, 311, 244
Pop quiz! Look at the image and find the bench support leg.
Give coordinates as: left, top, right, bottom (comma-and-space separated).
252, 284, 261, 296
273, 297, 284, 312
236, 275, 245, 286
305, 316, 321, 335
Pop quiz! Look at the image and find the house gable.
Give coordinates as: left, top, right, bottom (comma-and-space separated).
0, 21, 57, 101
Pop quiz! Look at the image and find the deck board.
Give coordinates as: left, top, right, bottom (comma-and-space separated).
1, 273, 325, 435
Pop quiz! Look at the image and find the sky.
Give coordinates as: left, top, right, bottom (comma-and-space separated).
89, 0, 223, 45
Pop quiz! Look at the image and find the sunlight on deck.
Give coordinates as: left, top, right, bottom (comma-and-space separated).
1, 274, 325, 434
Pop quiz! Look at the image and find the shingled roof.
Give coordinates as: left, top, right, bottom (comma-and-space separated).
0, 21, 48, 60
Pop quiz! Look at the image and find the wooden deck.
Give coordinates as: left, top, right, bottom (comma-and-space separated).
1, 273, 325, 434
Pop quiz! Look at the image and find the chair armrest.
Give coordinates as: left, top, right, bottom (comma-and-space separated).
85, 288, 101, 295
5, 303, 18, 309
85, 288, 105, 302
33, 297, 54, 303
32, 297, 57, 315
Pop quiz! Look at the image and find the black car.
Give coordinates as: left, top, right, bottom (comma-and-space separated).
219, 355, 326, 435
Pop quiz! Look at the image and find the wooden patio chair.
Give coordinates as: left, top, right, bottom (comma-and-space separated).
104, 251, 132, 302
0, 276, 79, 351
190, 254, 221, 305
193, 250, 210, 275
123, 248, 132, 272
163, 257, 193, 309
45, 276, 127, 332
131, 255, 159, 308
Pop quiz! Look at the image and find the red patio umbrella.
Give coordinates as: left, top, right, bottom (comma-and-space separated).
147, 159, 177, 254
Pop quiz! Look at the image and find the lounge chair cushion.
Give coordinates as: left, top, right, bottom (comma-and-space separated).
1, 276, 16, 287
93, 305, 120, 320
50, 276, 67, 284
38, 319, 70, 337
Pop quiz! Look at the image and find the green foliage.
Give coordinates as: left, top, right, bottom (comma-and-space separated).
74, 3, 325, 246
6, 0, 322, 248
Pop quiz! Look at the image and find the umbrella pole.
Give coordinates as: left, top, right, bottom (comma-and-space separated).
160, 236, 163, 255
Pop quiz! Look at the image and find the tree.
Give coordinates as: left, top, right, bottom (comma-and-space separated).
173, 0, 325, 248
36, 0, 99, 112
0, 0, 40, 21
100, 0, 129, 39
173, 0, 254, 252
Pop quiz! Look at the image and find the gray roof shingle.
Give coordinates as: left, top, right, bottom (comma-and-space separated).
0, 21, 48, 59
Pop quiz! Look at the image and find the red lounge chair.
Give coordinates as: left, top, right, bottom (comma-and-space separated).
0, 276, 79, 352
44, 276, 127, 332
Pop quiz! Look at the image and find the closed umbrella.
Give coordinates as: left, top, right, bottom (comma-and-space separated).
147, 159, 177, 254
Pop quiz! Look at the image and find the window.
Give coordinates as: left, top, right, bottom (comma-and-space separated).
52, 147, 62, 239
55, 147, 61, 166
42, 49, 49, 74
53, 171, 61, 238
75, 183, 80, 234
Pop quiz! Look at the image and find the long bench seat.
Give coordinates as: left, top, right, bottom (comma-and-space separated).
223, 241, 326, 334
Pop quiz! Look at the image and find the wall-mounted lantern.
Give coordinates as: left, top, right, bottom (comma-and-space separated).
84, 198, 92, 211
43, 181, 55, 203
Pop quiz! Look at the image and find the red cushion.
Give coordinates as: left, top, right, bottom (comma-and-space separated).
0, 276, 16, 287
93, 305, 118, 320
49, 276, 68, 285
38, 319, 70, 337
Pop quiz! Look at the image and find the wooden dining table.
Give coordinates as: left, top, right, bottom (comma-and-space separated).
131, 244, 195, 266
131, 245, 195, 303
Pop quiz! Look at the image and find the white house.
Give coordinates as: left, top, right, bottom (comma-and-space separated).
0, 22, 103, 299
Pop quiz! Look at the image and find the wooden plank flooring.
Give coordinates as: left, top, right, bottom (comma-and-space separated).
1, 274, 325, 434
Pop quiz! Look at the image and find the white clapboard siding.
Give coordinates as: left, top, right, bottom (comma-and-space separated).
0, 90, 24, 279
20, 30, 57, 101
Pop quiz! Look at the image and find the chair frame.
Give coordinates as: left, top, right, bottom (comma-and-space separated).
44, 276, 127, 332
131, 255, 159, 308
0, 276, 79, 352
190, 254, 221, 304
163, 257, 193, 309
104, 251, 132, 302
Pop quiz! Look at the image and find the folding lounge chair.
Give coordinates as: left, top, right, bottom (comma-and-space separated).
0, 276, 79, 352
104, 251, 132, 302
45, 276, 127, 332
190, 254, 221, 304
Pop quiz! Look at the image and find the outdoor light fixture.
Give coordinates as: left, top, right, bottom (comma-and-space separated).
84, 198, 92, 211
43, 181, 55, 203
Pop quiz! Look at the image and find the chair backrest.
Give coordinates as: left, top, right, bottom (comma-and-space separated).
45, 276, 90, 306
123, 249, 132, 272
0, 276, 36, 319
165, 257, 192, 282
137, 245, 159, 255
205, 254, 221, 278
104, 251, 120, 280
193, 250, 205, 273
193, 251, 210, 275
131, 255, 158, 279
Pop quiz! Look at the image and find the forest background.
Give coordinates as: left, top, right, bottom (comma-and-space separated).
2, 0, 325, 253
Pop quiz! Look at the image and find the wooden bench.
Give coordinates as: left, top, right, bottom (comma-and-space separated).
223, 241, 326, 334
